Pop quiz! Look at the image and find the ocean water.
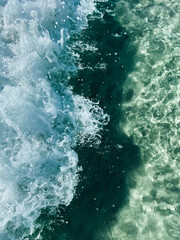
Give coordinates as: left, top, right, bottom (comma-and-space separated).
108, 0, 180, 240
0, 0, 109, 239
0, 0, 179, 240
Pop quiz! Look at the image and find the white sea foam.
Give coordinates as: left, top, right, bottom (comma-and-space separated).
0, 0, 108, 239
106, 0, 180, 240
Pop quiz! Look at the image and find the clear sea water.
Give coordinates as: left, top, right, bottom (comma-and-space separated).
0, 0, 179, 240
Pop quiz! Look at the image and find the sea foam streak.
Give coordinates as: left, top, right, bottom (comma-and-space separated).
0, 0, 108, 239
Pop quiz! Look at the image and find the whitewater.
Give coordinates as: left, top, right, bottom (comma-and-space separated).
0, 0, 108, 239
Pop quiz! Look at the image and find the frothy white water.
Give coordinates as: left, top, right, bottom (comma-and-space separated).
108, 0, 180, 240
0, 0, 108, 239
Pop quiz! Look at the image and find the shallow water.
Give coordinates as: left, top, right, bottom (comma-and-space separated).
109, 0, 180, 240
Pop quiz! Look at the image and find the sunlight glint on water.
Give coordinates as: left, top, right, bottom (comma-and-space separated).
109, 1, 180, 239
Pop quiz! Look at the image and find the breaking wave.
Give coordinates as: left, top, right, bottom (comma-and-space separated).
0, 0, 108, 239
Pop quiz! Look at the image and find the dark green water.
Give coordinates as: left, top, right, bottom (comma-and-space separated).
36, 2, 141, 240
37, 0, 180, 239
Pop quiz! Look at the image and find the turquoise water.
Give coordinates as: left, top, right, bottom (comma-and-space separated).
0, 0, 179, 239
109, 0, 180, 240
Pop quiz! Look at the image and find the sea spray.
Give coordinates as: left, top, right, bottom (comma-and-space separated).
0, 0, 108, 239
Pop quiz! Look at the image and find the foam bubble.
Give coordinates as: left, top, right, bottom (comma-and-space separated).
0, 0, 108, 239
108, 1, 180, 239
